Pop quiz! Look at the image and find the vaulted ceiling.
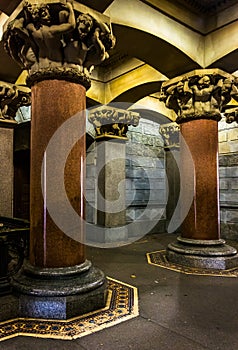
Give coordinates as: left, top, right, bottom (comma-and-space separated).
175, 0, 238, 13
1, 0, 237, 16
0, 0, 237, 104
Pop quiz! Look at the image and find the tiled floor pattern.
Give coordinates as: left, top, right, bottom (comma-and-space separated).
0, 277, 138, 342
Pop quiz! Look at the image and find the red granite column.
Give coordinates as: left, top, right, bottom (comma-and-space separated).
3, 0, 116, 318
160, 69, 238, 269
180, 119, 219, 240
30, 80, 85, 267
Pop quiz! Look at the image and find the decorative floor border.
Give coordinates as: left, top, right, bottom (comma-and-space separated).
147, 250, 238, 277
0, 277, 138, 342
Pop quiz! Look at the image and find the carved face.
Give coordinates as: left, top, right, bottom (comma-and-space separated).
77, 13, 93, 39
222, 79, 232, 93
39, 6, 51, 25
198, 75, 210, 88
176, 81, 184, 93
25, 3, 40, 21
25, 3, 50, 25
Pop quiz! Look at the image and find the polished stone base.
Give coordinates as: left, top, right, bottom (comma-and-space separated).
0, 277, 138, 341
167, 236, 238, 270
11, 260, 107, 319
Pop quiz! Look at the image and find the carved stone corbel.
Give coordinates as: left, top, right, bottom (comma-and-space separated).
88, 106, 140, 140
224, 107, 238, 124
159, 122, 180, 150
0, 82, 31, 121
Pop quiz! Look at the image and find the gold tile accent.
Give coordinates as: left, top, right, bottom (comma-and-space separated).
147, 250, 238, 277
0, 277, 138, 342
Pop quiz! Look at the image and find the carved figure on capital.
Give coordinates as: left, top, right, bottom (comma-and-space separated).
3, 0, 116, 86
4, 1, 75, 71
88, 107, 140, 140
160, 79, 194, 118
0, 83, 31, 120
160, 70, 238, 123
224, 108, 238, 124
159, 123, 180, 150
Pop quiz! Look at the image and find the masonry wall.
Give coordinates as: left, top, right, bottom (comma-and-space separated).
125, 119, 166, 236
218, 117, 238, 239
85, 118, 167, 236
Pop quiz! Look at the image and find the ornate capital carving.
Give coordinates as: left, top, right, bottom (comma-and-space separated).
0, 82, 31, 121
88, 106, 140, 141
160, 69, 238, 124
224, 107, 238, 124
159, 122, 180, 150
3, 0, 115, 87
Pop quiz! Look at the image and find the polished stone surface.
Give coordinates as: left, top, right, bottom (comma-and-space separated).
0, 126, 14, 217
11, 260, 107, 319
180, 120, 219, 240
30, 80, 86, 267
167, 235, 238, 269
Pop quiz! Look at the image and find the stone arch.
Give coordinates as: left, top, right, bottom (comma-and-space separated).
106, 0, 238, 73
105, 0, 205, 70
111, 82, 162, 104
112, 24, 201, 78
208, 49, 238, 74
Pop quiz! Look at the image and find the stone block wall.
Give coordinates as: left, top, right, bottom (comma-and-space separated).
85, 118, 167, 237
218, 117, 238, 239
126, 119, 166, 235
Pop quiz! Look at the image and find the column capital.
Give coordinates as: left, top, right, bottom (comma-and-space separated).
160, 69, 238, 124
224, 107, 238, 124
88, 106, 140, 141
3, 0, 115, 88
159, 122, 180, 150
0, 81, 31, 124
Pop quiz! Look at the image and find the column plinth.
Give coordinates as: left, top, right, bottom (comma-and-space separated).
160, 69, 238, 269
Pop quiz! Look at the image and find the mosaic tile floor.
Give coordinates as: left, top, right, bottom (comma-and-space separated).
147, 250, 238, 277
0, 277, 138, 342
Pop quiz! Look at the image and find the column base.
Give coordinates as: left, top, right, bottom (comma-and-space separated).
167, 236, 238, 270
11, 260, 107, 319
87, 226, 129, 244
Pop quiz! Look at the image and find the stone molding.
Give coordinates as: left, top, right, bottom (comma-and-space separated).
88, 106, 140, 140
3, 0, 115, 87
159, 122, 180, 150
160, 69, 238, 124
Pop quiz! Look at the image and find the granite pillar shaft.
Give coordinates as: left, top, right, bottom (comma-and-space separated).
180, 119, 219, 240
0, 123, 15, 217
95, 140, 128, 243
165, 149, 180, 231
30, 80, 86, 268
97, 140, 126, 227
